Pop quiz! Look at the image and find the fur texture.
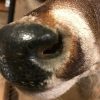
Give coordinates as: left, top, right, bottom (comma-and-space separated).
0, 0, 100, 100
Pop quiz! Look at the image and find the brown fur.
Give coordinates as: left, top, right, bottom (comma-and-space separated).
0, 0, 100, 100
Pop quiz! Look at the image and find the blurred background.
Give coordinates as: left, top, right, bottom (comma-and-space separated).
0, 0, 41, 28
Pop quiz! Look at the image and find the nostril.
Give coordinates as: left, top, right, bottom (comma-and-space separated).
40, 34, 63, 58
37, 0, 47, 3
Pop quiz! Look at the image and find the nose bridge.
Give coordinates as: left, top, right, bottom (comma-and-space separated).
24, 0, 56, 28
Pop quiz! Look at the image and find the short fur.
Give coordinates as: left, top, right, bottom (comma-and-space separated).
0, 0, 100, 100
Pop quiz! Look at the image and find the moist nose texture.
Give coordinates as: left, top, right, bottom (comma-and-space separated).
0, 23, 63, 92
6, 24, 62, 58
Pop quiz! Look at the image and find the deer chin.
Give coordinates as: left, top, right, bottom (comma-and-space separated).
16, 69, 90, 100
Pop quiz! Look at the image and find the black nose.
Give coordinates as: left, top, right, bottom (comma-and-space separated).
0, 23, 62, 92
1, 24, 62, 58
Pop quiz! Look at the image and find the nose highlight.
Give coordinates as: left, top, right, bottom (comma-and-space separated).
10, 24, 63, 59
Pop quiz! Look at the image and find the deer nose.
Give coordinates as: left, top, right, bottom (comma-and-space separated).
20, 24, 62, 59
0, 23, 63, 91
0, 24, 63, 59
20, 24, 61, 58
